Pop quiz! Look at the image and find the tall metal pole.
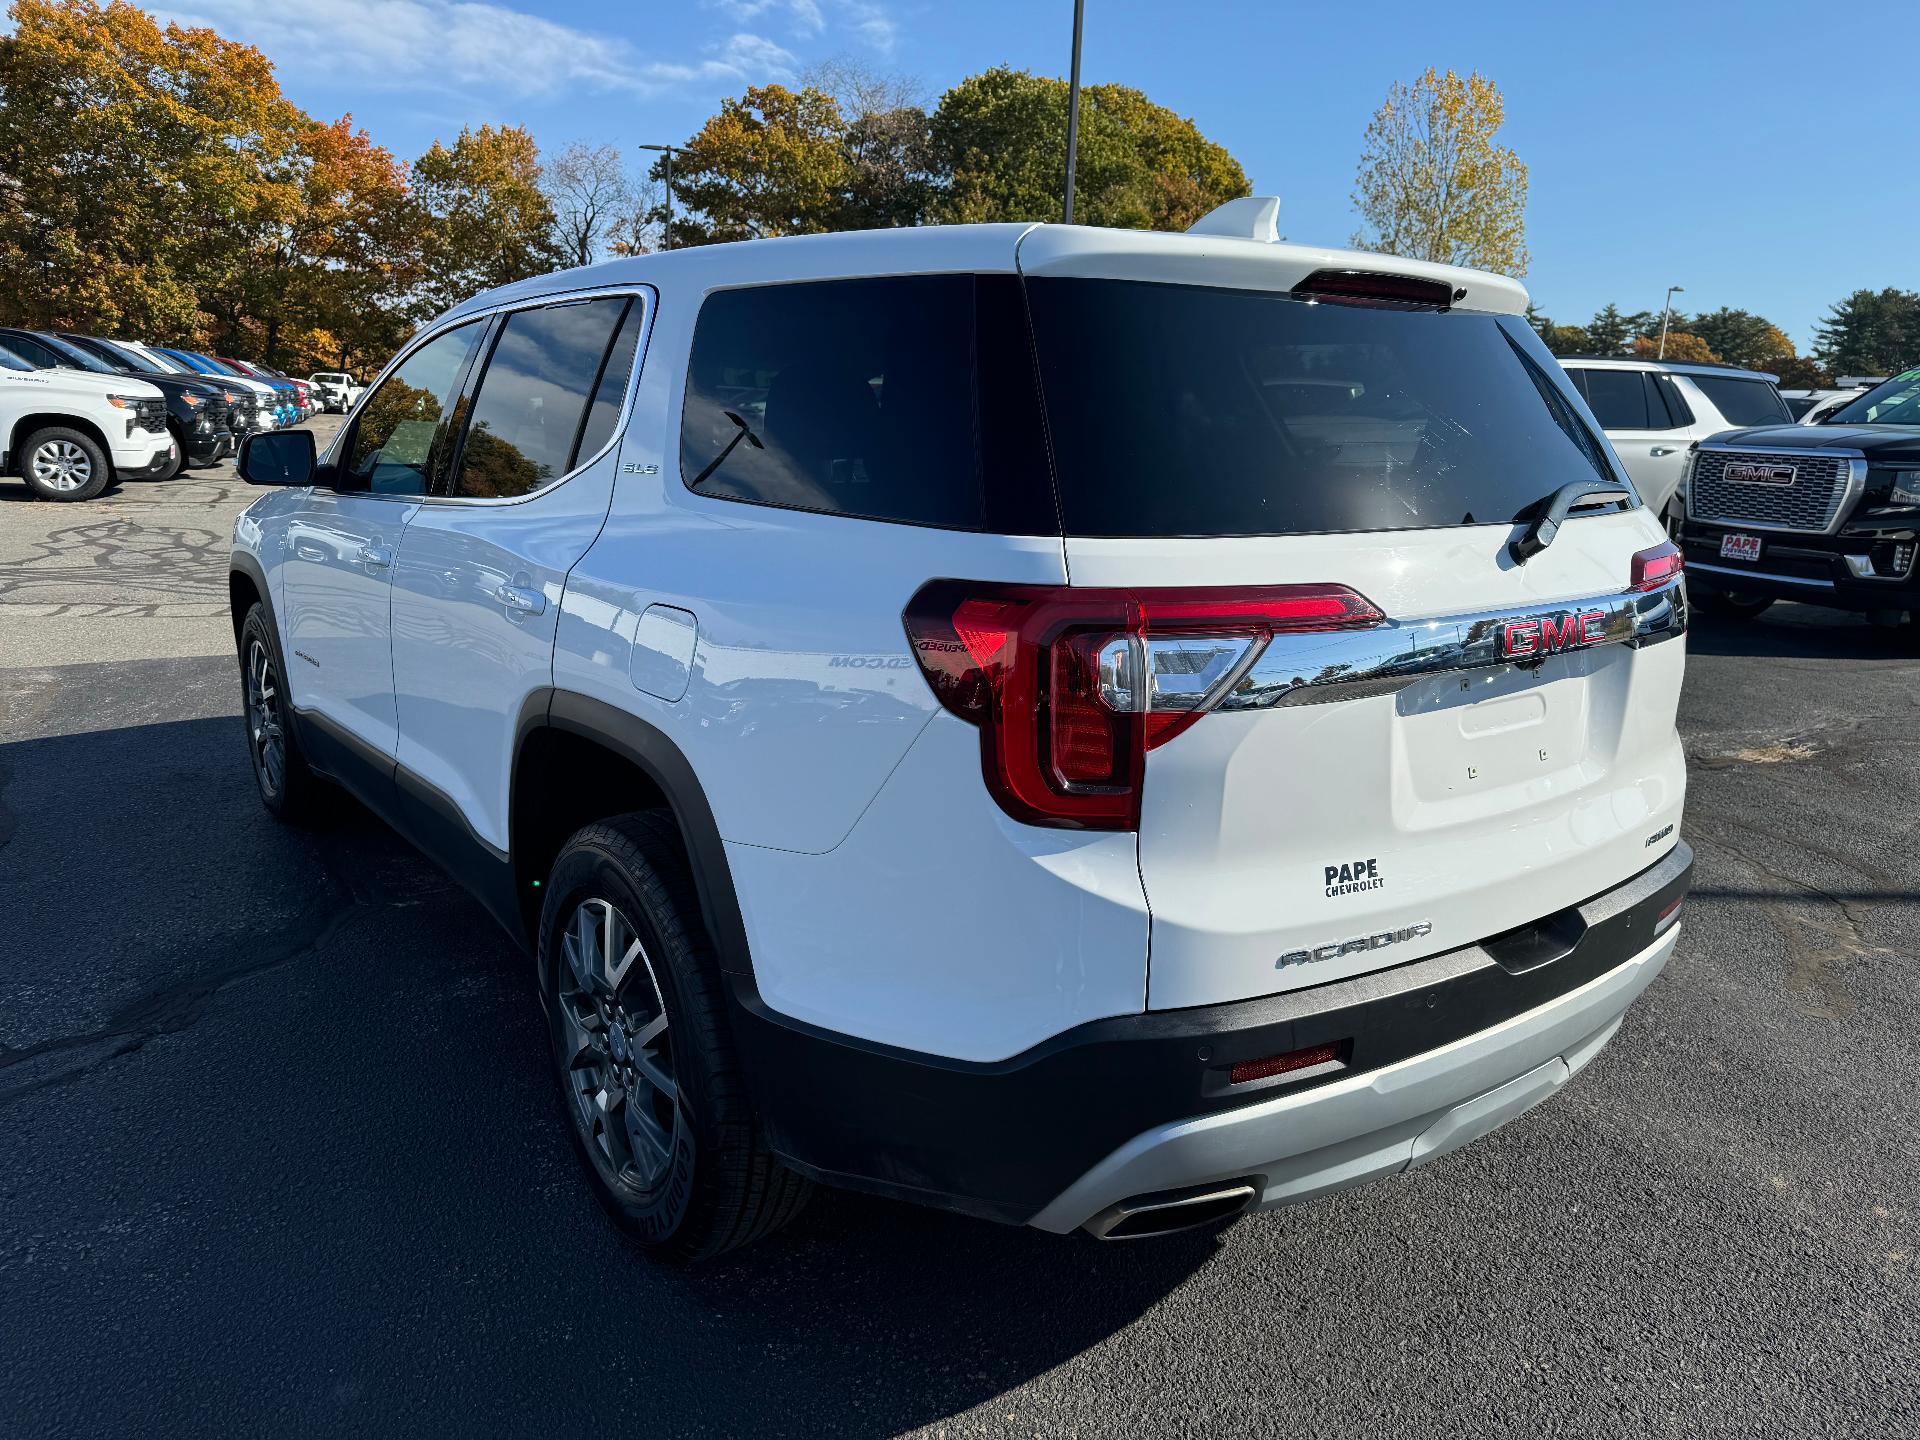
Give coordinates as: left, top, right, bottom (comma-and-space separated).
638, 143, 676, 251
1657, 285, 1684, 359
1063, 0, 1085, 224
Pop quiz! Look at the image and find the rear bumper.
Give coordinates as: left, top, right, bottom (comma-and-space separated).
728, 842, 1692, 1228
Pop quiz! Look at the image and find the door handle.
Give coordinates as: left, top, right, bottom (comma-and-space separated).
494, 583, 548, 617
1649, 447, 1679, 457
356, 543, 394, 569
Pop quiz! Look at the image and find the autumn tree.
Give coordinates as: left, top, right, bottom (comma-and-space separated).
1771, 354, 1832, 389
1685, 308, 1794, 371
0, 0, 302, 336
1813, 288, 1920, 376
653, 85, 852, 244
1631, 332, 1719, 364
1351, 68, 1528, 276
930, 68, 1248, 230
411, 125, 561, 317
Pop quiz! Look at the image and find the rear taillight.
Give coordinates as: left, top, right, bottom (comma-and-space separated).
1630, 540, 1684, 592
903, 581, 1383, 830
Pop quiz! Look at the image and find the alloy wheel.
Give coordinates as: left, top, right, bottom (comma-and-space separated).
31, 440, 92, 493
245, 638, 286, 798
556, 897, 684, 1194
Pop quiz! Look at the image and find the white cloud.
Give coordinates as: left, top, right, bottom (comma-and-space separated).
155, 0, 798, 100
703, 0, 826, 36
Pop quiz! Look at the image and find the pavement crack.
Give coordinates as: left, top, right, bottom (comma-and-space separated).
0, 891, 361, 1107
1689, 829, 1895, 1020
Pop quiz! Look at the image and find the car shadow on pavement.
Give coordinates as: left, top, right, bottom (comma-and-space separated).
0, 712, 1215, 1435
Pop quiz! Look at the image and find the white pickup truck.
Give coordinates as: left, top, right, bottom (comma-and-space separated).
307, 371, 364, 413
0, 343, 176, 500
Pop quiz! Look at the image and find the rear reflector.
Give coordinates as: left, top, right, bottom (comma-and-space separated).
1654, 895, 1684, 935
904, 581, 1383, 830
1229, 1041, 1346, 1086
1630, 540, 1685, 592
1292, 268, 1456, 309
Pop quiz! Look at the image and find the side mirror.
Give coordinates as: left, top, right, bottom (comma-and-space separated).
238, 428, 317, 487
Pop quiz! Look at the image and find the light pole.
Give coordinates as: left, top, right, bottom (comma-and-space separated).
1063, 0, 1085, 224
638, 143, 676, 251
1656, 285, 1685, 359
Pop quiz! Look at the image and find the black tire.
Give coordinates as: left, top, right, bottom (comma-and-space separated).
1693, 587, 1774, 620
19, 426, 111, 501
237, 603, 324, 822
540, 812, 810, 1260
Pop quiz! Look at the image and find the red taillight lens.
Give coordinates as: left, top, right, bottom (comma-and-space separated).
1630, 540, 1684, 592
1229, 1040, 1346, 1086
903, 581, 1384, 830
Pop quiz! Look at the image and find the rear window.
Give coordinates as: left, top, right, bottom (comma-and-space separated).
680, 275, 1054, 533
1574, 368, 1652, 430
1690, 375, 1790, 426
1023, 278, 1614, 537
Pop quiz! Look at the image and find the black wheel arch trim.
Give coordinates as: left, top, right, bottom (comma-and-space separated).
537, 690, 754, 981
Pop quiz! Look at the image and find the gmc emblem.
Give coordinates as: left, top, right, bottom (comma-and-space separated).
1498, 610, 1607, 659
1724, 461, 1796, 487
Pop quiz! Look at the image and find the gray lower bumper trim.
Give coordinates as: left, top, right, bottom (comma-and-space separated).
1691, 562, 1834, 589
1028, 927, 1680, 1233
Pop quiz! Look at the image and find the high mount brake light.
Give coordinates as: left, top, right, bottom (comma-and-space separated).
1630, 540, 1685, 592
1291, 268, 1457, 309
903, 581, 1384, 830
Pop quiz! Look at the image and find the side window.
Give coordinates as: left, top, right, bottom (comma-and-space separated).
1689, 375, 1793, 427
679, 275, 1054, 533
343, 322, 482, 495
573, 299, 648, 465
451, 297, 630, 499
1578, 368, 1652, 430
1651, 374, 1694, 427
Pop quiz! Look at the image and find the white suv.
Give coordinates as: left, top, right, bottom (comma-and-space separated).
0, 342, 175, 500
1558, 357, 1791, 520
228, 205, 1693, 1257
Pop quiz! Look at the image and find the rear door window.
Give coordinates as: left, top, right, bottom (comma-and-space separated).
1024, 278, 1614, 537
1689, 375, 1791, 426
450, 297, 631, 499
680, 275, 1053, 533
1574, 368, 1653, 430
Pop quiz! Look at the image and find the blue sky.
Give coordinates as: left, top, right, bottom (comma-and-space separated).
155, 0, 1918, 349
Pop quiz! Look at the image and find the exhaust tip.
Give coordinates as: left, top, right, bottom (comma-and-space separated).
1084, 1181, 1257, 1240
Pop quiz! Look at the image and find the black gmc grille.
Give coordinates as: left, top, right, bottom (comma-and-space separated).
1688, 449, 1855, 532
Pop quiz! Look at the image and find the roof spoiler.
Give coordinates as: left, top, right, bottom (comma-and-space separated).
1185, 195, 1281, 243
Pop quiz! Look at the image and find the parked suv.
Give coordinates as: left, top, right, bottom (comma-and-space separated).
0, 341, 174, 500
2, 328, 233, 477
1682, 367, 1920, 623
229, 207, 1693, 1257
1559, 356, 1791, 520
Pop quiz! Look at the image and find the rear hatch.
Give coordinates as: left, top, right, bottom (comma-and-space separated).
1018, 244, 1689, 1010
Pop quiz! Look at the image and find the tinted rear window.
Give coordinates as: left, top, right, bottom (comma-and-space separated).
680, 275, 1054, 533
1575, 368, 1652, 430
1690, 375, 1791, 426
1024, 279, 1614, 537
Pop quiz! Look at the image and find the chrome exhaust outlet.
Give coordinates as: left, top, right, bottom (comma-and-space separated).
1083, 1181, 1257, 1240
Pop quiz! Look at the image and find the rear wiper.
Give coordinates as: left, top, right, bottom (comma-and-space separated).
1508, 479, 1634, 564
687, 409, 764, 488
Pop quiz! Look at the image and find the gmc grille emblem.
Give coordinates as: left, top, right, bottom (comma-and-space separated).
1498, 610, 1607, 660
1724, 461, 1797, 486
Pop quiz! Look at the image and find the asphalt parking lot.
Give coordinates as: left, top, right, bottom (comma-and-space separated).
2, 433, 1916, 1437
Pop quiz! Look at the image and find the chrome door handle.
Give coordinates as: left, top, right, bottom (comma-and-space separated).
357, 544, 394, 568
494, 583, 548, 617
1649, 447, 1678, 457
